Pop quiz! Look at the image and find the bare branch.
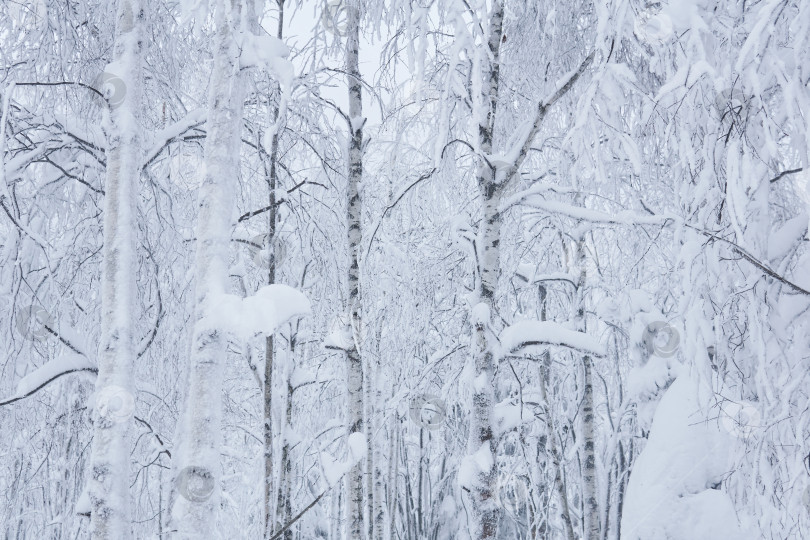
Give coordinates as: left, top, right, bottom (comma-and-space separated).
364, 167, 437, 259
769, 167, 803, 184
237, 179, 326, 223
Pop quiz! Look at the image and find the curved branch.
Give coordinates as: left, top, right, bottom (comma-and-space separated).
0, 367, 97, 406
136, 281, 164, 359
364, 167, 438, 259
237, 179, 326, 223
363, 138, 480, 258
43, 324, 86, 356
15, 81, 104, 99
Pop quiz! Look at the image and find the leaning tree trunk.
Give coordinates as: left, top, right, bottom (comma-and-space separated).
171, 0, 245, 536
88, 1, 143, 537
344, 3, 366, 539
466, 3, 504, 539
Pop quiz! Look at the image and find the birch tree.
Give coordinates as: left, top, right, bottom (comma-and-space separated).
621, 0, 810, 537
259, 1, 284, 535
88, 0, 144, 537
462, 4, 506, 536
171, 0, 248, 535
344, 3, 366, 537
2, 1, 809, 539
431, 2, 598, 537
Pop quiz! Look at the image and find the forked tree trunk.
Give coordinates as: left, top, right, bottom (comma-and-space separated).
171, 0, 245, 536
88, 1, 143, 537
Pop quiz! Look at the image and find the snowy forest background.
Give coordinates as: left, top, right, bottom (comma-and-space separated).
1, 0, 809, 538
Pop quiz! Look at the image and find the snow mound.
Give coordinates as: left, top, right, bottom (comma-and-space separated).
320, 432, 367, 486
238, 33, 293, 89
621, 373, 750, 540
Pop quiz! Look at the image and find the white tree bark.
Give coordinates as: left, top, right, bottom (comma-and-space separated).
275, 327, 295, 540
344, 3, 366, 538
386, 413, 399, 539
262, 1, 284, 536
371, 359, 385, 539
574, 236, 600, 539
171, 0, 245, 536
364, 354, 374, 540
88, 1, 143, 537
465, 4, 505, 539
581, 355, 599, 538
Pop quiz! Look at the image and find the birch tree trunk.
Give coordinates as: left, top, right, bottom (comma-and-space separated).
276, 328, 295, 540
386, 414, 399, 539
364, 355, 374, 540
538, 304, 575, 540
575, 235, 600, 539
466, 3, 504, 539
581, 354, 599, 538
88, 1, 143, 537
371, 359, 385, 539
344, 3, 366, 538
262, 1, 285, 536
171, 0, 245, 536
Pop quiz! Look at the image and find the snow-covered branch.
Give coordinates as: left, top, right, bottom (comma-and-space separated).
0, 352, 97, 406
499, 320, 606, 358
495, 51, 596, 186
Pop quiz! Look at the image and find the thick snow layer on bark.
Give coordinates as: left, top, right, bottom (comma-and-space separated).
458, 442, 494, 490
324, 328, 354, 350
493, 400, 524, 436
470, 302, 490, 325
203, 284, 310, 341
627, 357, 681, 430
75, 486, 91, 515
320, 432, 367, 486
238, 33, 292, 89
621, 373, 750, 540
498, 320, 605, 357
